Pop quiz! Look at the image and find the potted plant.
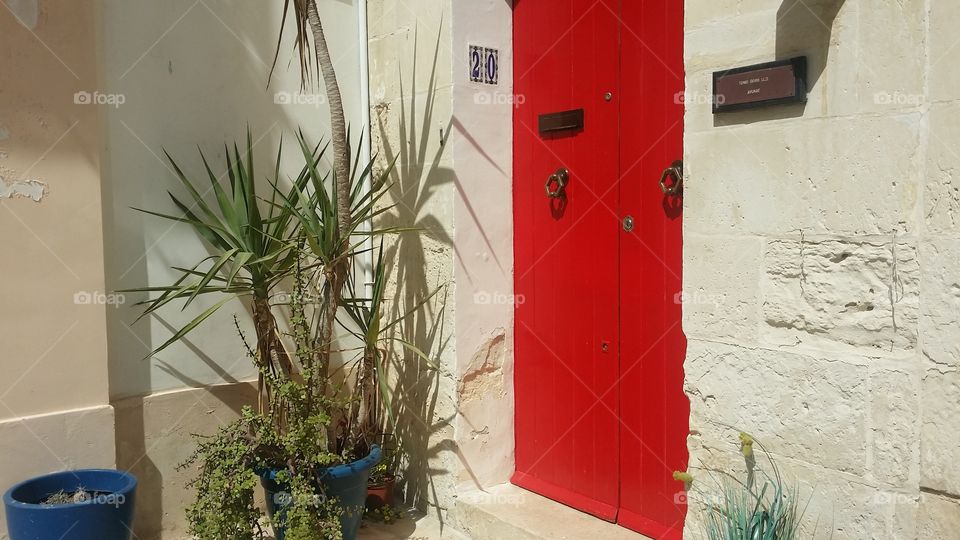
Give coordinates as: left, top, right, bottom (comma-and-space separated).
125, 0, 435, 535
3, 469, 137, 540
128, 124, 436, 539
363, 438, 400, 511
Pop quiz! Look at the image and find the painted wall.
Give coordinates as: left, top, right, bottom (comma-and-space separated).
449, 0, 516, 496
0, 0, 109, 421
0, 1, 116, 537
683, 0, 960, 537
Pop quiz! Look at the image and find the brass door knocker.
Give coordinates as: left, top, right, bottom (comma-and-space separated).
659, 160, 683, 196
545, 168, 569, 199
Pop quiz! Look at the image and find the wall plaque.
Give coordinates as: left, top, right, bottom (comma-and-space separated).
713, 57, 807, 113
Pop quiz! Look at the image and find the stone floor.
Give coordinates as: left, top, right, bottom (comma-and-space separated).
455, 484, 650, 540
358, 513, 468, 539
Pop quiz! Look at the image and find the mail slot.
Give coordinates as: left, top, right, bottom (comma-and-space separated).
538, 109, 584, 135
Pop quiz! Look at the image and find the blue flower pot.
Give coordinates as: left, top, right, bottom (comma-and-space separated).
3, 469, 137, 540
259, 445, 382, 540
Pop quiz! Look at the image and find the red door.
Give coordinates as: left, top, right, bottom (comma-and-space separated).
512, 1, 688, 538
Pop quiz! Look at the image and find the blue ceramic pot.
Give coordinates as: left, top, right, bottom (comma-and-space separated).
3, 469, 137, 540
259, 445, 382, 540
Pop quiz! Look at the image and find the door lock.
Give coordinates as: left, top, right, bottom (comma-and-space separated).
622, 215, 635, 232
545, 168, 569, 199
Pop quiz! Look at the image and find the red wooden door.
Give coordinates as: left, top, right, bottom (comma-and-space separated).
512, 0, 621, 520
513, 1, 687, 538
616, 1, 688, 537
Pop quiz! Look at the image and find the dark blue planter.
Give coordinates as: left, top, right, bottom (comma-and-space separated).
259, 445, 382, 540
3, 469, 137, 540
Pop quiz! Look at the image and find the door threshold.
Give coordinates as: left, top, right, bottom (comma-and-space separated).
455, 483, 652, 540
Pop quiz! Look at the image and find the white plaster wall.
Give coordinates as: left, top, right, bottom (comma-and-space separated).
683, 0, 960, 536
98, 0, 366, 399
449, 0, 516, 495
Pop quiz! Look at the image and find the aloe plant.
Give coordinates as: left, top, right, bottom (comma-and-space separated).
697, 433, 821, 540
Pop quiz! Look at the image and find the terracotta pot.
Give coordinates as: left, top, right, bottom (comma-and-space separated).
365, 474, 395, 509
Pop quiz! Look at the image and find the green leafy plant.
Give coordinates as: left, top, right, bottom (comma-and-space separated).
126, 131, 310, 417
690, 432, 826, 540
130, 1, 440, 536
133, 131, 431, 538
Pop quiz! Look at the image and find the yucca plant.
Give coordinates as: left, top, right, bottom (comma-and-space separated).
278, 131, 428, 454
126, 131, 316, 417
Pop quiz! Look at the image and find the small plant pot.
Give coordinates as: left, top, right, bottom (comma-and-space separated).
366, 475, 395, 509
259, 445, 382, 540
3, 469, 137, 540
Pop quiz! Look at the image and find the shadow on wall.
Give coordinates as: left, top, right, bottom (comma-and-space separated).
714, 0, 846, 126
373, 25, 458, 522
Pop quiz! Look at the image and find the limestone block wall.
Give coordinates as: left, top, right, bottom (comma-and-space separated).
683, 0, 960, 537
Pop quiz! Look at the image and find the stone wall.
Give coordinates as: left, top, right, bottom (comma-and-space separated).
367, 0, 460, 523
368, 0, 516, 528
683, 0, 960, 537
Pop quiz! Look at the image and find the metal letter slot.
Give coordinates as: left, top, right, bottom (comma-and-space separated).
538, 109, 585, 135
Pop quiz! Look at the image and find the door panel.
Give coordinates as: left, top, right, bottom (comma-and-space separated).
513, 0, 621, 519
513, 1, 687, 536
618, 1, 688, 538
